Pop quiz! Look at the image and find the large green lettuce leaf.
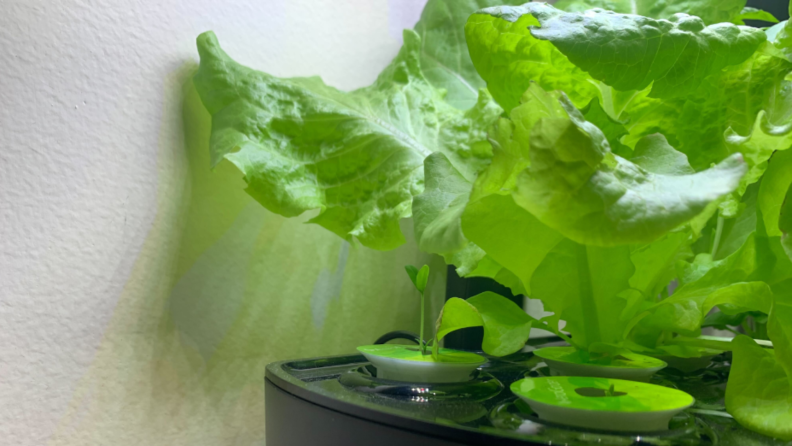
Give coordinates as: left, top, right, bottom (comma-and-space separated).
635, 231, 763, 336
462, 194, 563, 295
193, 30, 500, 250
512, 95, 747, 246
772, 3, 792, 60
413, 0, 556, 272
618, 87, 683, 151
726, 293, 792, 440
464, 257, 528, 296
582, 97, 631, 155
530, 239, 634, 348
529, 3, 766, 99
710, 182, 761, 260
629, 134, 695, 175
465, 3, 780, 197
683, 51, 792, 172
628, 232, 691, 309
720, 60, 792, 200
415, 84, 567, 286
412, 152, 485, 274
415, 0, 526, 109
465, 5, 598, 112
727, 336, 792, 440
555, 0, 748, 26
643, 281, 773, 336
780, 181, 792, 261
612, 41, 792, 177
459, 85, 566, 292
473, 85, 566, 199
760, 148, 792, 237
643, 0, 746, 25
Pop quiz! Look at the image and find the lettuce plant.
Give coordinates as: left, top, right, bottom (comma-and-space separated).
404, 264, 533, 358
192, 0, 792, 439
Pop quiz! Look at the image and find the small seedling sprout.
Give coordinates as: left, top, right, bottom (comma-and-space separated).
405, 264, 430, 355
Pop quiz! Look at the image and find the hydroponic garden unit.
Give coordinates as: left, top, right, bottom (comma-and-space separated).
193, 0, 792, 444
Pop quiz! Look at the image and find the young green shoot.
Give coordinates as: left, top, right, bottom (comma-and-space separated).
405, 264, 430, 355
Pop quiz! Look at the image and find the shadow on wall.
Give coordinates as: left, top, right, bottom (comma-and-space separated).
51, 66, 444, 446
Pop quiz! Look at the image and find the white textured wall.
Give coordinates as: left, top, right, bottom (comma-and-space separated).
0, 1, 432, 444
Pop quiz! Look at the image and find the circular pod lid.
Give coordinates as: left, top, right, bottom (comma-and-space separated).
535, 346, 666, 369
357, 345, 486, 364
511, 376, 694, 413
358, 345, 487, 383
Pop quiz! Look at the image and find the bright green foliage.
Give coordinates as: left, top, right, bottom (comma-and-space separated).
646, 1, 747, 25
414, 0, 527, 109
468, 3, 765, 105
780, 184, 792, 261
467, 291, 533, 356
554, 1, 777, 29
465, 257, 527, 297
725, 112, 792, 199
531, 240, 633, 348
193, 29, 500, 251
412, 153, 485, 275
733, 7, 779, 25
760, 149, 792, 237
513, 96, 746, 246
630, 134, 695, 176
582, 98, 631, 156
627, 232, 690, 312
457, 85, 565, 291
555, 0, 749, 25
636, 234, 763, 336
435, 292, 533, 356
418, 267, 533, 358
472, 85, 566, 199
405, 264, 430, 293
531, 4, 765, 99
412, 85, 564, 274
460, 3, 792, 436
193, 0, 540, 252
464, 4, 788, 209
462, 194, 563, 295
770, 294, 792, 385
674, 51, 792, 174
726, 337, 792, 440
464, 6, 598, 112
435, 297, 482, 341
773, 2, 792, 61
195, 0, 792, 438
642, 280, 773, 337
553, 0, 635, 15
727, 293, 792, 440
469, 2, 792, 186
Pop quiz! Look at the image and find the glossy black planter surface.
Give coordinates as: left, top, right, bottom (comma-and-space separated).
264, 340, 787, 446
